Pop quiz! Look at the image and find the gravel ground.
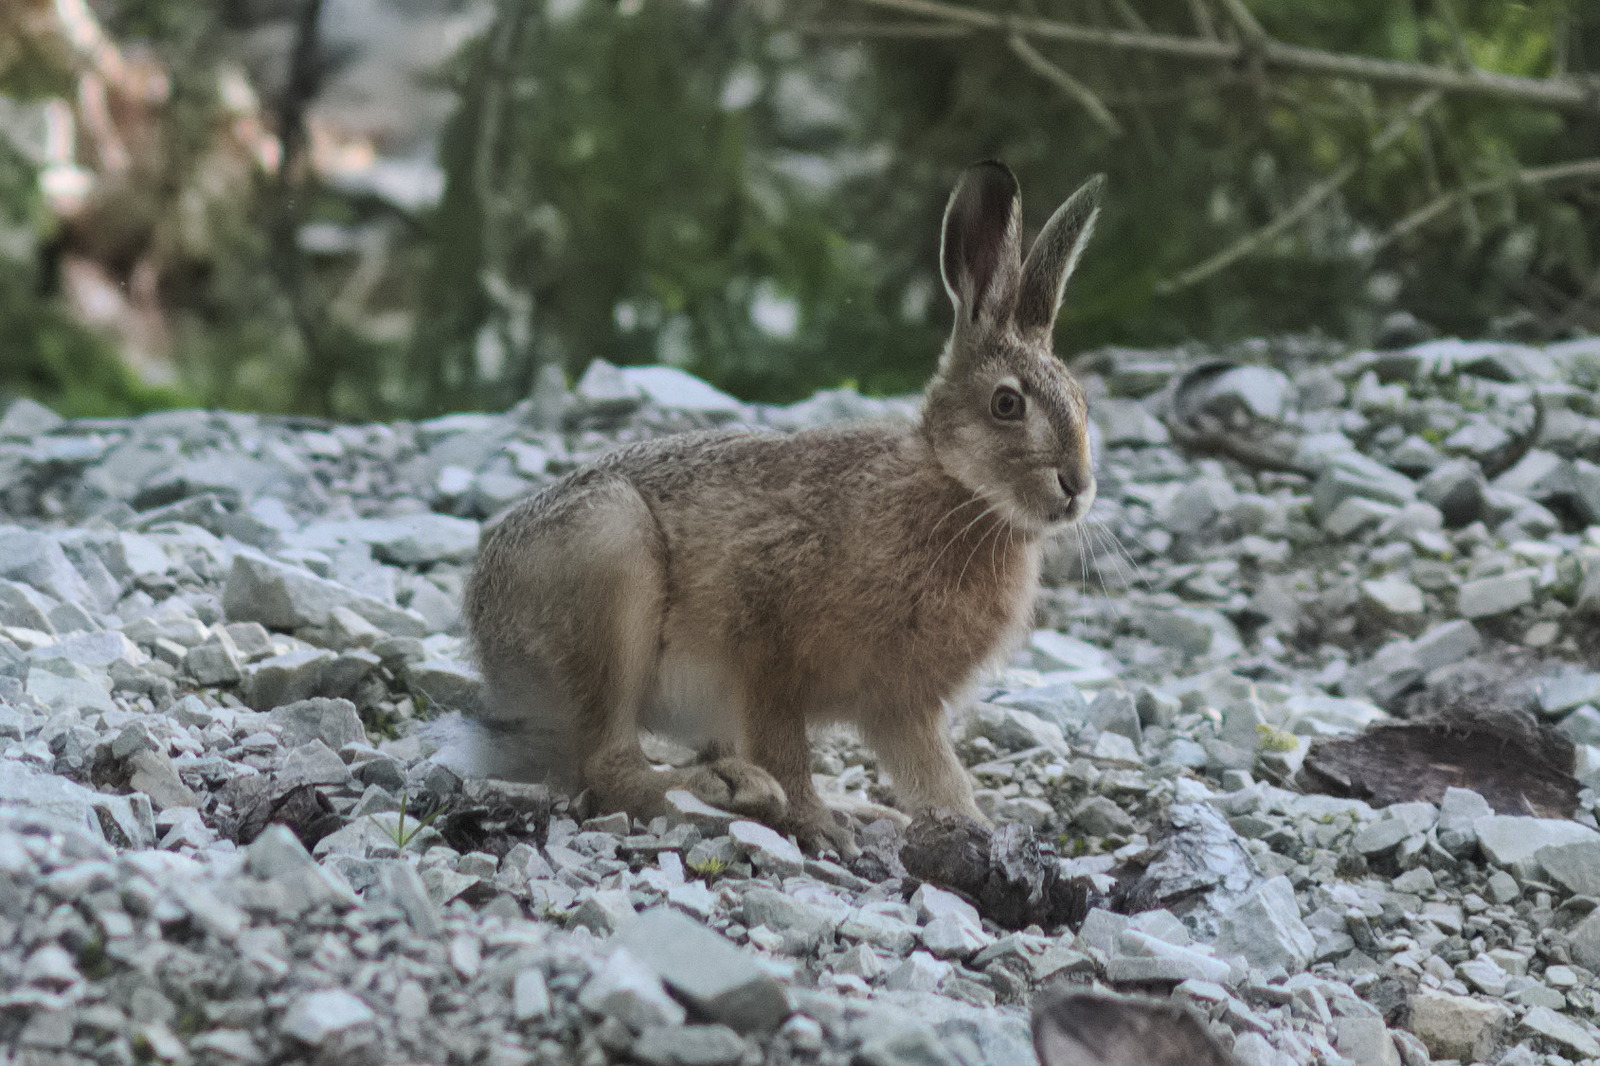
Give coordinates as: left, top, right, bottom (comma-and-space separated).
3, 339, 1600, 1066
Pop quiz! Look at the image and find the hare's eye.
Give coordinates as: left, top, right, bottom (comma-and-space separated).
991, 386, 1025, 421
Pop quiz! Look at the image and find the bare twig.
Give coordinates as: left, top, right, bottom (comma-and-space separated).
1158, 91, 1442, 293
1212, 0, 1266, 46
1376, 158, 1600, 251
839, 0, 1600, 114
271, 0, 336, 415
1432, 0, 1477, 72
1007, 34, 1124, 136
1181, 0, 1218, 41
793, 20, 965, 38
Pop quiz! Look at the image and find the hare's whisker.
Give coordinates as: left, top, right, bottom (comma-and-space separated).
925, 494, 989, 542
1089, 517, 1149, 593
924, 498, 999, 583
955, 511, 1005, 590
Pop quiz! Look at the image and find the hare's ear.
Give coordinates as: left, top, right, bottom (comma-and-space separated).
941, 160, 1024, 326
1016, 174, 1104, 336
1032, 990, 1236, 1066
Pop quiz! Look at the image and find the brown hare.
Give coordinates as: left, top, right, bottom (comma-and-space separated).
458, 161, 1103, 853
1031, 988, 1237, 1066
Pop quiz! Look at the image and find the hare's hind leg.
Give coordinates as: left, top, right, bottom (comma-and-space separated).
526, 478, 785, 824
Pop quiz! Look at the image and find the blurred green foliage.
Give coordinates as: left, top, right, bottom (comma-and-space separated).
0, 139, 190, 416
2, 0, 1598, 417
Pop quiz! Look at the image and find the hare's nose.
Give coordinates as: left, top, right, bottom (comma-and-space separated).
1057, 471, 1087, 499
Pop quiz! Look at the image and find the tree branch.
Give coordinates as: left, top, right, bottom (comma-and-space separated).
839, 0, 1600, 114
1007, 34, 1124, 137
1157, 91, 1441, 293
1375, 158, 1600, 251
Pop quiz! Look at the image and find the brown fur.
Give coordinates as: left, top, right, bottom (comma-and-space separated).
460, 162, 1104, 852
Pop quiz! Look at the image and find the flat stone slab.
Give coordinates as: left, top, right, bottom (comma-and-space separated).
619, 908, 790, 1034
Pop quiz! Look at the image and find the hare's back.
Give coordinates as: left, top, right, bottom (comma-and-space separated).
602, 420, 920, 510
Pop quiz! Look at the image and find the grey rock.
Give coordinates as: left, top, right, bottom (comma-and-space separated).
855, 1027, 960, 1066
1409, 620, 1482, 673
993, 682, 1089, 736
919, 914, 988, 960
1541, 673, 1600, 715
572, 889, 637, 936
841, 906, 919, 955
1534, 840, 1600, 897
245, 825, 359, 912
304, 514, 480, 565
664, 789, 740, 833
1566, 910, 1600, 972
1312, 456, 1416, 519
620, 366, 744, 415
512, 969, 551, 1021
1072, 795, 1136, 837
0, 580, 57, 634
1418, 460, 1487, 526
620, 908, 790, 1035
579, 947, 687, 1031
1213, 876, 1314, 973
1563, 706, 1600, 746
963, 702, 1067, 755
241, 649, 337, 710
911, 883, 982, 927
223, 551, 426, 636
1142, 606, 1242, 660
280, 740, 353, 786
574, 359, 647, 414
1359, 577, 1423, 621
125, 749, 198, 810
1199, 365, 1295, 421
742, 888, 835, 954
0, 762, 153, 847
1085, 688, 1142, 745
1475, 815, 1598, 868
1457, 568, 1539, 618
728, 820, 804, 877
1322, 496, 1400, 538
185, 631, 244, 685
281, 990, 375, 1045
271, 697, 366, 750
0, 530, 94, 605
403, 658, 482, 712
1408, 989, 1508, 1064
373, 861, 440, 936
0, 397, 65, 439
633, 1024, 748, 1066
1339, 641, 1422, 705
1333, 1016, 1401, 1066
882, 951, 951, 993
1093, 399, 1169, 446
1520, 1005, 1600, 1059
1577, 551, 1600, 616
1105, 930, 1232, 984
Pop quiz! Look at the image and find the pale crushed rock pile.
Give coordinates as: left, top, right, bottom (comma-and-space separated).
1, 343, 1600, 1066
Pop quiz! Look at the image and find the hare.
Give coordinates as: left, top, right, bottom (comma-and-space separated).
458, 161, 1102, 853
1031, 988, 1237, 1066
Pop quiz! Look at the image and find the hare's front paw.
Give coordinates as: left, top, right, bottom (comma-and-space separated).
784, 804, 860, 859
682, 759, 788, 825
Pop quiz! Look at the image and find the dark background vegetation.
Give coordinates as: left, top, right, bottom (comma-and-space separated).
2, 0, 1598, 417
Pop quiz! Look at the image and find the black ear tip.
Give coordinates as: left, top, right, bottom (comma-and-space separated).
960, 159, 1020, 199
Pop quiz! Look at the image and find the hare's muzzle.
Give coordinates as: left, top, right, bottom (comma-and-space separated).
1053, 469, 1096, 524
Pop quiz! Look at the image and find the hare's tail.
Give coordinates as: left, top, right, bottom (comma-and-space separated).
426, 661, 579, 787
